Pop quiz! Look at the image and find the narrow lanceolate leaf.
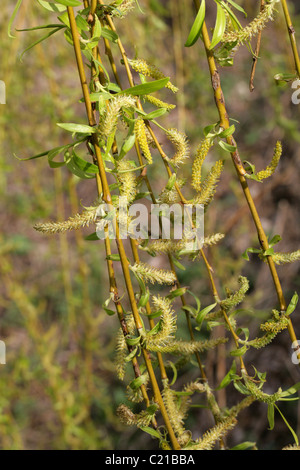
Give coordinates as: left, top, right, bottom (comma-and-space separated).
37, 0, 67, 12
118, 78, 170, 97
57, 123, 97, 134
209, 2, 227, 50
20, 27, 64, 60
8, 0, 23, 38
185, 0, 206, 47
55, 0, 81, 6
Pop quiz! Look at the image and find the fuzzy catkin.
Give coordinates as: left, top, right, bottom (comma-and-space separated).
190, 416, 237, 450
192, 160, 224, 207
134, 118, 153, 164
128, 58, 179, 93
221, 1, 277, 45
98, 95, 136, 138
34, 207, 98, 234
256, 141, 282, 181
117, 160, 138, 204
162, 385, 186, 439
221, 276, 249, 311
144, 296, 176, 347
264, 250, 300, 265
129, 262, 177, 285
192, 138, 213, 192
165, 128, 190, 168
111, 0, 135, 18
143, 94, 176, 111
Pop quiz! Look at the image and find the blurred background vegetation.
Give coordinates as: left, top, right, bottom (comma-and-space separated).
0, 0, 300, 450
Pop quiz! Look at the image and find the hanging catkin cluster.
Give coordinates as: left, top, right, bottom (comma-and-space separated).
221, 0, 278, 45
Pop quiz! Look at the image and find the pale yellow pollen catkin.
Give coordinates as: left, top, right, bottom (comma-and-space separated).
128, 58, 179, 93
134, 118, 153, 164
256, 141, 282, 181
192, 138, 213, 192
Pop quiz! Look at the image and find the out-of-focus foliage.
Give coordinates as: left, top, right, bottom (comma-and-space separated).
0, 0, 299, 450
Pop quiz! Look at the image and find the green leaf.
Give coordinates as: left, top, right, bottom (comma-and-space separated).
167, 361, 178, 386
185, 0, 206, 47
209, 2, 227, 50
166, 287, 188, 300
125, 335, 141, 346
102, 295, 115, 316
269, 234, 282, 248
136, 107, 168, 121
16, 24, 66, 32
129, 374, 148, 390
8, 0, 23, 38
230, 345, 248, 357
101, 27, 118, 43
225, 0, 247, 16
57, 123, 97, 134
124, 346, 138, 362
242, 247, 261, 261
217, 360, 237, 389
106, 254, 121, 262
118, 78, 170, 97
84, 232, 99, 241
218, 124, 235, 138
219, 1, 243, 30
37, 0, 67, 11
171, 255, 186, 271
286, 292, 299, 316
195, 303, 217, 331
118, 124, 136, 160
19, 26, 64, 60
218, 139, 237, 153
275, 404, 299, 445
65, 151, 97, 179
139, 427, 161, 439
166, 173, 177, 190
267, 403, 275, 430
55, 0, 81, 6
230, 442, 256, 451
280, 381, 300, 398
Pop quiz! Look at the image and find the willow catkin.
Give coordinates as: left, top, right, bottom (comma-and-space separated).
34, 207, 98, 234
259, 250, 300, 265
98, 95, 136, 138
165, 128, 190, 168
192, 160, 224, 207
256, 141, 282, 181
134, 118, 153, 164
117, 159, 138, 204
192, 138, 213, 192
128, 58, 179, 93
129, 262, 177, 285
190, 416, 237, 450
111, 0, 135, 18
221, 1, 277, 45
145, 296, 176, 346
220, 276, 250, 311
143, 94, 176, 111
